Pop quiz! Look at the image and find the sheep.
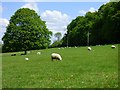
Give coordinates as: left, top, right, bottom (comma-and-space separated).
111, 45, 116, 49
37, 52, 41, 55
88, 47, 92, 51
51, 53, 62, 61
25, 58, 29, 60
75, 46, 77, 48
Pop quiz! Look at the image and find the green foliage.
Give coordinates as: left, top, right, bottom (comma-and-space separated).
2, 8, 52, 53
61, 2, 120, 47
54, 32, 62, 41
66, 16, 88, 46
50, 32, 62, 48
97, 2, 120, 44
2, 44, 118, 88
50, 40, 63, 48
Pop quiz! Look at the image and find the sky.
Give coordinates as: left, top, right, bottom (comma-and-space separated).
0, 0, 110, 44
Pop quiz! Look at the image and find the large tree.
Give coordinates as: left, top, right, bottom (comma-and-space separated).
2, 8, 52, 53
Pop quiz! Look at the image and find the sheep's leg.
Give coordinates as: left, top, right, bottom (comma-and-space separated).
51, 57, 53, 61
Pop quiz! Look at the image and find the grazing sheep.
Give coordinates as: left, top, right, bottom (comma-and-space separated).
88, 47, 92, 51
37, 52, 41, 55
111, 45, 116, 49
51, 53, 62, 61
75, 46, 77, 48
25, 58, 29, 60
11, 54, 16, 56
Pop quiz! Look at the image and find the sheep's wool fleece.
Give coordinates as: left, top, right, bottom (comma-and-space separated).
51, 53, 62, 60
88, 47, 91, 50
111, 45, 116, 48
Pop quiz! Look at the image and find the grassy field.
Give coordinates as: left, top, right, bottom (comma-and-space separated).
2, 44, 118, 88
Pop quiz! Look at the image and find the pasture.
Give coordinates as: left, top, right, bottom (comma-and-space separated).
2, 44, 118, 88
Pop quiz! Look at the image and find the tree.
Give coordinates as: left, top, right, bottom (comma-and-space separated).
61, 1, 120, 47
2, 8, 52, 54
54, 32, 62, 41
66, 16, 88, 46
97, 2, 120, 44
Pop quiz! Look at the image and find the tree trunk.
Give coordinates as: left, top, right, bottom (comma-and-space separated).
25, 50, 27, 55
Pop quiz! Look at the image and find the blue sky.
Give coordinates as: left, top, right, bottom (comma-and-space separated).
2, 2, 106, 19
0, 1, 109, 43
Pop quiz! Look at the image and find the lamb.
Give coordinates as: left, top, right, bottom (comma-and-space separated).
88, 47, 92, 51
51, 53, 62, 61
111, 45, 116, 49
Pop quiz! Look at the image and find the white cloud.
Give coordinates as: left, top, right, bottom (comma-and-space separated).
79, 10, 86, 15
0, 18, 9, 27
21, 2, 39, 13
0, 18, 9, 42
41, 10, 71, 43
89, 7, 96, 12
79, 7, 97, 16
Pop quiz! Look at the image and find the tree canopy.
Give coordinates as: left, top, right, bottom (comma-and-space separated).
60, 2, 120, 47
54, 32, 62, 41
2, 8, 52, 53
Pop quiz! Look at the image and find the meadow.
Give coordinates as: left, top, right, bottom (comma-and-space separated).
2, 44, 118, 88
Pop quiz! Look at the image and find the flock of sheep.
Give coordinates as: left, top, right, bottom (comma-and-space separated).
11, 45, 116, 61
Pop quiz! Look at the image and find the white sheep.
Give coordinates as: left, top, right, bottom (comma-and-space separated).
111, 45, 116, 49
75, 46, 77, 48
37, 52, 41, 55
88, 47, 92, 51
25, 58, 29, 60
51, 53, 62, 61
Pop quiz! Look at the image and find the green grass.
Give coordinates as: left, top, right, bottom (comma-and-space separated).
2, 44, 118, 88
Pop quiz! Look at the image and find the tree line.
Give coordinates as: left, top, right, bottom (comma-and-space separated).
2, 2, 120, 53
60, 2, 120, 47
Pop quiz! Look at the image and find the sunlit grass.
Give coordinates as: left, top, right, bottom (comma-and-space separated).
2, 44, 118, 88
